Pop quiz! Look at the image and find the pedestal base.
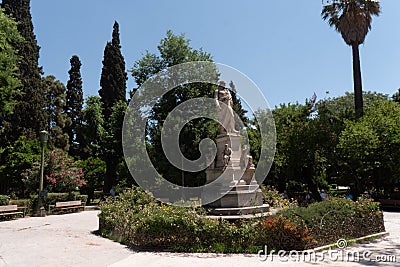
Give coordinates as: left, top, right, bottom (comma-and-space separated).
208, 204, 270, 216
203, 132, 264, 215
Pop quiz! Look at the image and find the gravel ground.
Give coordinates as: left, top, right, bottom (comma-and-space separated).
0, 211, 398, 267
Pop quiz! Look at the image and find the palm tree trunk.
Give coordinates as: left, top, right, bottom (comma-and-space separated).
352, 43, 363, 117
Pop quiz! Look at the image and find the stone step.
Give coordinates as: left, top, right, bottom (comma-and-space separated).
208, 204, 270, 216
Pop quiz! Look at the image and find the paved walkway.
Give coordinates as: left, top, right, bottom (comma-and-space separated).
0, 211, 398, 266
0, 211, 131, 267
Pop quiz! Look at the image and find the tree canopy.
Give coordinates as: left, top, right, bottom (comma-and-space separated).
2, 0, 46, 139
129, 30, 218, 187
0, 8, 23, 134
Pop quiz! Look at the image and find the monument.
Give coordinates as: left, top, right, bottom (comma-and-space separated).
203, 81, 269, 215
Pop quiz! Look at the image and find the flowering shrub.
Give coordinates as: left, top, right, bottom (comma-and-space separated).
99, 188, 384, 253
256, 215, 315, 251
99, 186, 313, 253
261, 185, 298, 209
22, 149, 86, 193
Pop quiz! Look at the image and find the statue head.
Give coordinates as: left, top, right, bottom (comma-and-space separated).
219, 80, 226, 87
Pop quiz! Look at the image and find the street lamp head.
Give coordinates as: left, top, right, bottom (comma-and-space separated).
39, 130, 49, 144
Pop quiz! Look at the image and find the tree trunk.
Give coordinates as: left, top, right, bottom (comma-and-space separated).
103, 158, 117, 194
304, 168, 321, 201
352, 43, 363, 117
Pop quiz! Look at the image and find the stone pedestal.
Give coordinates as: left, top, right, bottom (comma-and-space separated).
203, 133, 269, 215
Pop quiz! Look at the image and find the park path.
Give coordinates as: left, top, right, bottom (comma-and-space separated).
0, 210, 399, 267
0, 211, 131, 267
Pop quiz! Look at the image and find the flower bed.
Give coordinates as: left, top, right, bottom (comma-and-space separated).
98, 187, 385, 253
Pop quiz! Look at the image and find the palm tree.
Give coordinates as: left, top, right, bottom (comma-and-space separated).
322, 0, 380, 117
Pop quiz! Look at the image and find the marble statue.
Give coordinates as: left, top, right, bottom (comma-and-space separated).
214, 81, 238, 134
222, 144, 232, 168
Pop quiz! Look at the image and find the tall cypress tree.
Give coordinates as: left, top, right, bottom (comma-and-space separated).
0, 8, 23, 147
65, 55, 83, 156
98, 21, 127, 193
2, 0, 46, 140
99, 21, 127, 118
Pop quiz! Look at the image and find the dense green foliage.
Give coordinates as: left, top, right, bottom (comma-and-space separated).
263, 92, 397, 198
278, 197, 384, 246
43, 75, 70, 151
338, 100, 400, 195
102, 100, 127, 192
77, 157, 106, 202
99, 187, 312, 252
65, 55, 84, 156
80, 96, 105, 157
0, 136, 40, 196
130, 30, 221, 187
99, 21, 127, 118
0, 194, 9, 205
2, 0, 46, 139
0, 8, 22, 128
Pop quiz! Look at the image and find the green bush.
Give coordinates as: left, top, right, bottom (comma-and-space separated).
261, 185, 282, 207
77, 157, 105, 202
75, 194, 88, 205
0, 136, 41, 197
98, 187, 312, 253
99, 188, 385, 253
277, 197, 385, 246
9, 198, 30, 207
0, 195, 10, 205
94, 190, 105, 200
261, 185, 298, 209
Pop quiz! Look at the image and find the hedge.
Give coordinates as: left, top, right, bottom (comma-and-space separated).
0, 195, 10, 205
98, 187, 314, 253
99, 187, 385, 253
277, 197, 385, 247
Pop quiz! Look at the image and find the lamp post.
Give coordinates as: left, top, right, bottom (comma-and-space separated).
36, 130, 48, 217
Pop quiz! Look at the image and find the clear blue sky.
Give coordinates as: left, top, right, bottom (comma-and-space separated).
30, 0, 400, 108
